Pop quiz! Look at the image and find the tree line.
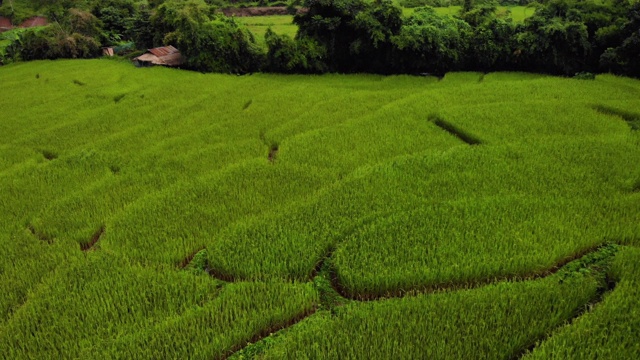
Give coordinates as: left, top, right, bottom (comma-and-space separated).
2, 0, 639, 77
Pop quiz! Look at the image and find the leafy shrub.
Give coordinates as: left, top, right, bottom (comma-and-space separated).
166, 15, 264, 73
573, 71, 595, 80
392, 7, 471, 74
265, 28, 327, 73
18, 27, 101, 60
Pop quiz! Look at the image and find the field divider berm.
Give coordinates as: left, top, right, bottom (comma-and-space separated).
334, 243, 618, 301
509, 245, 619, 359
510, 281, 616, 359
180, 248, 237, 282
220, 307, 319, 360
224, 243, 622, 359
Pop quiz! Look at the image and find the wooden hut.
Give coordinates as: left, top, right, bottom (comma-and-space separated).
0, 16, 12, 32
102, 47, 115, 57
133, 46, 184, 67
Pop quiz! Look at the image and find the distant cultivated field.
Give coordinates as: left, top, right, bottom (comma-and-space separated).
1, 59, 639, 359
238, 6, 534, 46
237, 15, 298, 46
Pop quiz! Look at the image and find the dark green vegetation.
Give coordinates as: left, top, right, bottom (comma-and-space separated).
1, 0, 639, 77
1, 60, 640, 358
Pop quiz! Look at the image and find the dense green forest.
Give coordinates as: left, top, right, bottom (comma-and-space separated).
0, 0, 638, 76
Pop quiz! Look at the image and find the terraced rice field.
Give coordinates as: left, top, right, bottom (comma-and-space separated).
0, 59, 639, 359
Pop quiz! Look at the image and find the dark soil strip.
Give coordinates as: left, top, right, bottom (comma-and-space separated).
510, 275, 617, 359
430, 116, 482, 145
268, 144, 279, 162
593, 105, 640, 131
219, 307, 318, 360
179, 246, 206, 269
81, 225, 105, 251
206, 265, 237, 283
113, 94, 126, 103
336, 243, 608, 301
27, 224, 53, 244
72, 79, 86, 86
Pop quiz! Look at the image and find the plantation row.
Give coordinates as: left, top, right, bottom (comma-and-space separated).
1, 60, 639, 358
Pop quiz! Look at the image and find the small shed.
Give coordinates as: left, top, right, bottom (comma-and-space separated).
0, 16, 12, 32
102, 47, 115, 57
133, 46, 184, 67
19, 16, 47, 28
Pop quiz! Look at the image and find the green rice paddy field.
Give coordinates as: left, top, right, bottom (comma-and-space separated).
1, 59, 640, 358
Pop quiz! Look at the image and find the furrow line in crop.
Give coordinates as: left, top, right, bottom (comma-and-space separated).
178, 246, 206, 269
429, 115, 482, 145
80, 225, 105, 252
219, 307, 318, 360
511, 272, 618, 359
262, 90, 421, 149
206, 265, 237, 283
26, 224, 52, 244
592, 104, 640, 131
335, 243, 612, 301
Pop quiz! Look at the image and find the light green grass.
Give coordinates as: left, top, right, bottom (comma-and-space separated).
236, 15, 297, 47
0, 59, 639, 358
